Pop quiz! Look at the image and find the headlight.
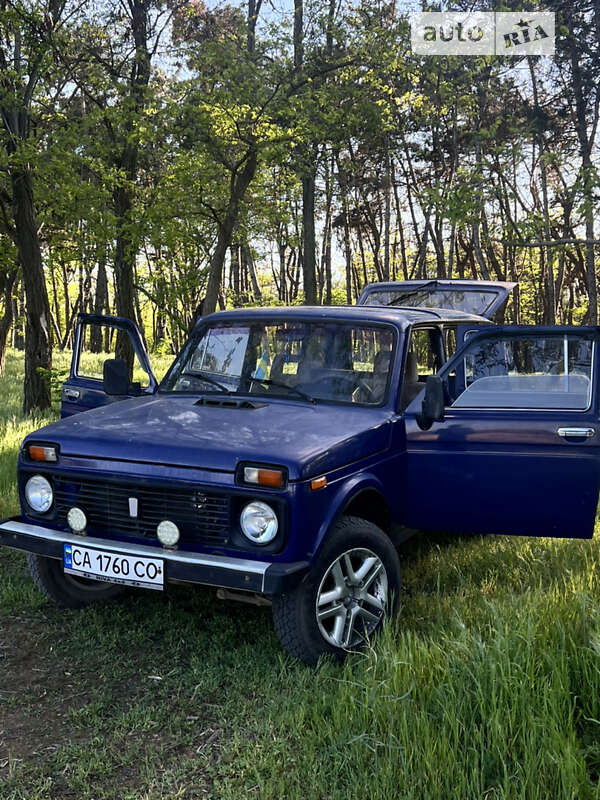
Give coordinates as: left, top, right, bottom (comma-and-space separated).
25, 475, 53, 513
240, 501, 278, 544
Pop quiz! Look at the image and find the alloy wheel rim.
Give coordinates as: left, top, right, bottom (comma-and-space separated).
315, 547, 388, 649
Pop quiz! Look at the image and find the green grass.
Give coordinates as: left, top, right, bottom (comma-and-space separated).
2, 348, 600, 798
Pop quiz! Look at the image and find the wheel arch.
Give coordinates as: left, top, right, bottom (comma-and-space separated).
313, 473, 391, 558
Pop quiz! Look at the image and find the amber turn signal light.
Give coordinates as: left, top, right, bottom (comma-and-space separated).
243, 467, 284, 488
310, 476, 327, 491
28, 445, 58, 462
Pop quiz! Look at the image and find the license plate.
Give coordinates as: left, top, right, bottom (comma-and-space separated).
63, 543, 164, 590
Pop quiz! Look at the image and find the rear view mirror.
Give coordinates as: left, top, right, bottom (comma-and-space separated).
417, 375, 445, 430
103, 359, 130, 396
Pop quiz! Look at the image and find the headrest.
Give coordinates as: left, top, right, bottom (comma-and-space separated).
374, 350, 392, 374
404, 351, 418, 382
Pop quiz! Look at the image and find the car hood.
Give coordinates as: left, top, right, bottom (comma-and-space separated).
26, 395, 392, 480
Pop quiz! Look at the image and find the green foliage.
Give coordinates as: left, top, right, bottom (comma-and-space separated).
1, 0, 597, 377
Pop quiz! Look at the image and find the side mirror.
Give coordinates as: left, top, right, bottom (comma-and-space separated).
417, 375, 445, 430
103, 358, 130, 396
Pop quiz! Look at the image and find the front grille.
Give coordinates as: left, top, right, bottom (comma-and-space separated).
53, 476, 231, 546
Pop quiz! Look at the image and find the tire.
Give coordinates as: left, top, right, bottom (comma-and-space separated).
272, 516, 401, 666
26, 554, 125, 609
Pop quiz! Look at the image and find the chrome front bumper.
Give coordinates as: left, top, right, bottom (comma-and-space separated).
0, 518, 308, 595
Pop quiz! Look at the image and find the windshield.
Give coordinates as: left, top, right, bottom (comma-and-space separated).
160, 320, 396, 406
363, 288, 499, 316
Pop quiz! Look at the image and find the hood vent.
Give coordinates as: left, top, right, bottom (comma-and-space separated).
195, 397, 267, 410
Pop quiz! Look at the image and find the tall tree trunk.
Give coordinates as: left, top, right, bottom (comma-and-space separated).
113, 183, 138, 367
302, 166, 317, 304
293, 0, 317, 304
244, 242, 262, 302
323, 235, 332, 305
13, 283, 25, 349
529, 58, 555, 323
0, 268, 16, 377
383, 138, 391, 281
581, 163, 597, 324
111, 0, 152, 367
472, 67, 492, 282
278, 233, 288, 304
341, 204, 353, 304
204, 151, 258, 314
48, 251, 61, 340
391, 159, 409, 280
336, 156, 354, 304
230, 242, 241, 303
12, 170, 52, 413
90, 251, 109, 352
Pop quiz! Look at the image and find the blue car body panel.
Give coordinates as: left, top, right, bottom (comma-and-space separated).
38, 394, 394, 480
403, 324, 600, 538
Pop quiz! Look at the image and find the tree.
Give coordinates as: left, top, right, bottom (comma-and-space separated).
0, 0, 69, 411
0, 272, 16, 375
556, 1, 600, 324
68, 0, 178, 365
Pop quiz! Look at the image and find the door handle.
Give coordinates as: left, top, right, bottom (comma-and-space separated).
557, 427, 595, 439
63, 388, 80, 400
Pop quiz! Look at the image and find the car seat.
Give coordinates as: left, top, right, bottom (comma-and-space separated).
399, 351, 424, 410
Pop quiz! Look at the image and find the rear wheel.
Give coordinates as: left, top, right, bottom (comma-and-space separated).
26, 554, 125, 608
272, 516, 401, 665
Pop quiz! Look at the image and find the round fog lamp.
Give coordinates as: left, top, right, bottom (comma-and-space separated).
240, 501, 278, 545
25, 475, 53, 513
67, 507, 87, 533
157, 520, 180, 547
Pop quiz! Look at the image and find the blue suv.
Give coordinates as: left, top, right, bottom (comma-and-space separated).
2, 280, 599, 665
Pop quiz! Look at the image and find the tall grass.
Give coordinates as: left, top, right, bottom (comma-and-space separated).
2, 348, 600, 799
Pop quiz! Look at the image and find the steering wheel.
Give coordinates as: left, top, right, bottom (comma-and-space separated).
304, 374, 376, 401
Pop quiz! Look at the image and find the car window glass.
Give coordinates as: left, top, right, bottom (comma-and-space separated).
77, 323, 150, 389
363, 288, 499, 316
445, 327, 457, 357
447, 334, 593, 410
161, 321, 396, 406
410, 329, 439, 378
191, 327, 249, 377
399, 328, 442, 411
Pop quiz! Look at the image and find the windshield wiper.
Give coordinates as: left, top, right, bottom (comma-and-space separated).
248, 376, 316, 404
180, 371, 231, 393
388, 280, 438, 306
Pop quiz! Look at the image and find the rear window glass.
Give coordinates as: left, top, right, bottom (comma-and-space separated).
363, 288, 499, 316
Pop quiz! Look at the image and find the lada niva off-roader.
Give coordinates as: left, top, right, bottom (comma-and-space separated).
2, 280, 599, 665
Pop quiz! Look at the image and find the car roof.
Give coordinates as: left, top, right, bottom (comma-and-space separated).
198, 305, 491, 331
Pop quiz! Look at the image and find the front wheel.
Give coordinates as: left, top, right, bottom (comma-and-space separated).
272, 516, 401, 666
26, 554, 125, 609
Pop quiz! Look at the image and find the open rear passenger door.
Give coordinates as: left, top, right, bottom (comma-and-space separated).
402, 326, 600, 539
61, 314, 157, 418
